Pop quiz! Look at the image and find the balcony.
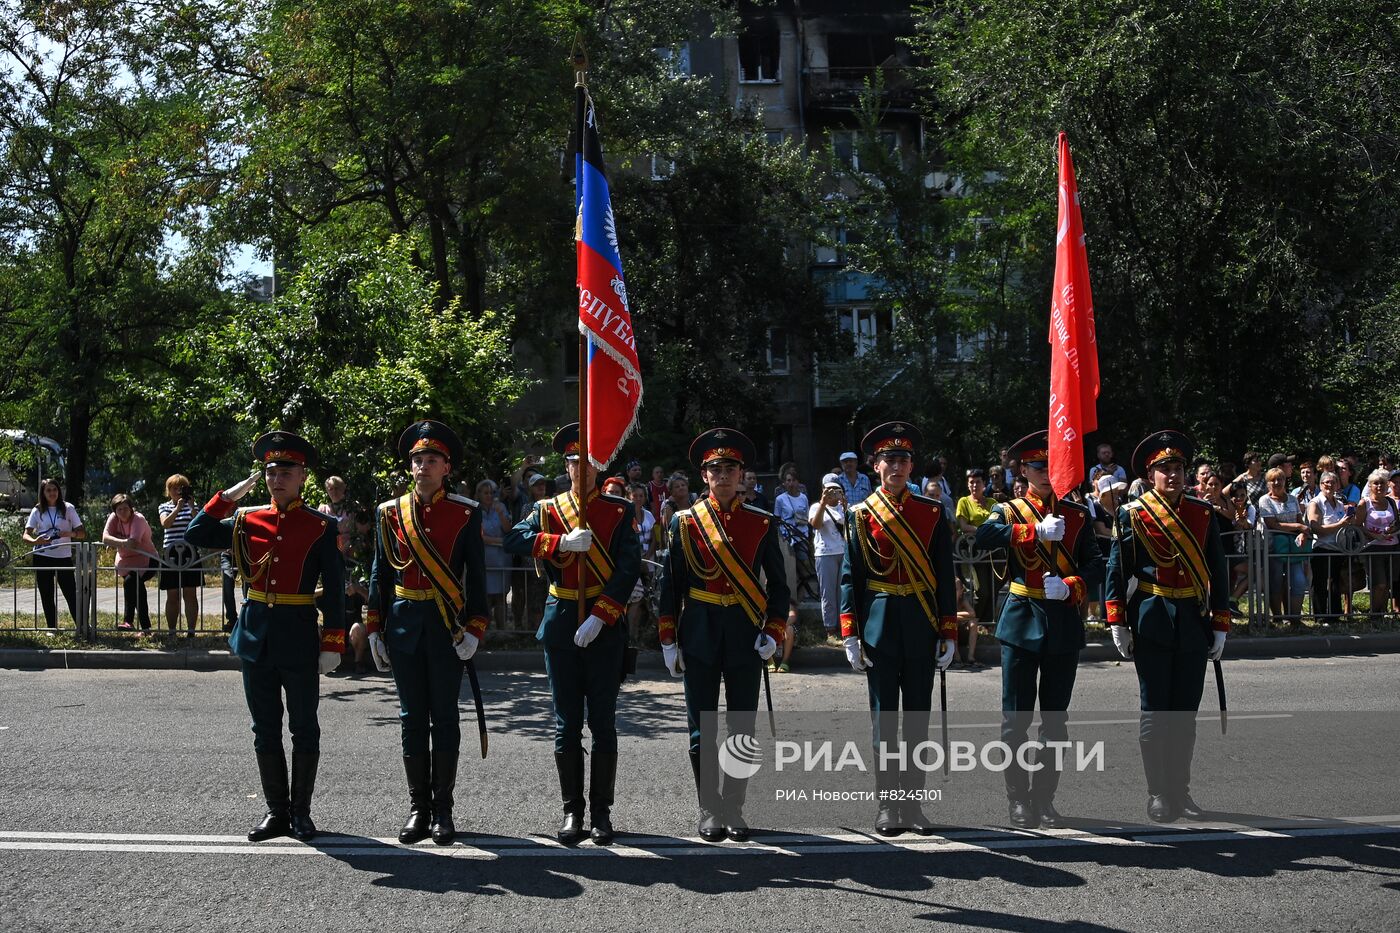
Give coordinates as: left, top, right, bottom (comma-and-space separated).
803, 64, 916, 110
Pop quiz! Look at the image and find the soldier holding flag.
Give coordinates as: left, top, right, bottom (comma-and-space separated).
366, 420, 489, 845
975, 430, 1103, 829
839, 421, 957, 837
1106, 431, 1230, 823
503, 424, 640, 846
657, 429, 787, 843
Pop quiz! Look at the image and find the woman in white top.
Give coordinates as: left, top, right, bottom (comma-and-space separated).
22, 478, 85, 628
1257, 467, 1307, 624
1307, 471, 1354, 618
808, 476, 847, 644
1356, 469, 1397, 619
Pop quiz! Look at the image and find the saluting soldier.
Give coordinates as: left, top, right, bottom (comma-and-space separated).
502, 424, 640, 846
365, 420, 489, 845
839, 422, 957, 836
186, 431, 345, 842
1106, 430, 1230, 823
658, 429, 787, 842
975, 430, 1104, 829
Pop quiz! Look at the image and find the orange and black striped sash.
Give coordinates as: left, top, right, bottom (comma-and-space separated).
865, 489, 938, 620
687, 499, 765, 627
550, 492, 615, 584
1003, 496, 1077, 578
1134, 490, 1209, 605
396, 491, 468, 634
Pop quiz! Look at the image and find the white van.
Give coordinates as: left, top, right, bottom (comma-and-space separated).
0, 430, 66, 511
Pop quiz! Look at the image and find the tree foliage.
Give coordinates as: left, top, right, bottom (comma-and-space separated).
901, 0, 1400, 462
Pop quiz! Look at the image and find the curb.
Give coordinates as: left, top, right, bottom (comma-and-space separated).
4, 633, 1400, 672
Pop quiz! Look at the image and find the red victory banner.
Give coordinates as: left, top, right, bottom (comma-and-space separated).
1047, 132, 1100, 497
575, 84, 642, 470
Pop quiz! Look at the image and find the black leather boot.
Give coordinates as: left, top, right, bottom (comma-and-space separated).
398, 755, 432, 844
288, 752, 319, 842
690, 751, 725, 842
589, 752, 618, 845
874, 767, 902, 837
249, 751, 291, 842
901, 767, 933, 835
1008, 798, 1039, 829
1036, 796, 1065, 829
721, 773, 751, 842
429, 748, 458, 845
554, 748, 586, 845
1141, 720, 1177, 823
1005, 752, 1038, 829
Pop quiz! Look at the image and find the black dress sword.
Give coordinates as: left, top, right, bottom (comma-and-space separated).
458, 564, 489, 758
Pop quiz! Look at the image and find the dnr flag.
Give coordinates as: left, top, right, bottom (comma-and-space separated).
575, 88, 642, 469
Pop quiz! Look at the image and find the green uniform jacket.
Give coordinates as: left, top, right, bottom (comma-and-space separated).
974, 495, 1104, 653
502, 491, 641, 650
1105, 494, 1231, 651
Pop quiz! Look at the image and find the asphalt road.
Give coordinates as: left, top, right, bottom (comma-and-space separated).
2, 655, 1399, 932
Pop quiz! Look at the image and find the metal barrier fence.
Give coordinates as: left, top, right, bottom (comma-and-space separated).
3, 530, 1395, 643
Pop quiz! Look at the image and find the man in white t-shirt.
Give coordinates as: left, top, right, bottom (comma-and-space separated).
808, 475, 847, 645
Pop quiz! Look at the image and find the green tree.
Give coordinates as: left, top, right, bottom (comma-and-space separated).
908, 0, 1400, 460
142, 238, 530, 497
0, 0, 230, 500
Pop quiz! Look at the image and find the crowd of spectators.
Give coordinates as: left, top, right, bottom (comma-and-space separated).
17, 443, 1400, 667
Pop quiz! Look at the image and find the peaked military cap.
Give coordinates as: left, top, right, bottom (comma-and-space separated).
397, 419, 463, 465
861, 421, 921, 459
252, 431, 317, 470
689, 428, 755, 469
1132, 429, 1194, 478
1008, 430, 1050, 468
552, 423, 588, 463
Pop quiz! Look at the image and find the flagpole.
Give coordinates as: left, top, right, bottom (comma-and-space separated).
574, 40, 590, 629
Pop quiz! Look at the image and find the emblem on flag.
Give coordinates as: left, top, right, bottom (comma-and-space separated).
575, 91, 643, 469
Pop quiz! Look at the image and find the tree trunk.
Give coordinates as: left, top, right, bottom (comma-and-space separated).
66, 396, 92, 506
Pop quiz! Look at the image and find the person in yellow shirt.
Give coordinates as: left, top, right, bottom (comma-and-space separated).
954, 468, 996, 665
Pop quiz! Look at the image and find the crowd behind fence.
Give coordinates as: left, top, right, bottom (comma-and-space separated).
4, 528, 1395, 645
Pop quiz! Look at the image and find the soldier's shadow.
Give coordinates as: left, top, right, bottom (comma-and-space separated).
318, 669, 688, 742
312, 829, 1090, 901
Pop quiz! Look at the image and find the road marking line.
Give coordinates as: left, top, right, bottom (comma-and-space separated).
0, 822, 1394, 859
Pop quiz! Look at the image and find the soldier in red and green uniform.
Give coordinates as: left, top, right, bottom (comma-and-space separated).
657, 429, 788, 843
503, 423, 640, 846
975, 430, 1103, 829
186, 431, 345, 843
840, 421, 957, 837
366, 420, 489, 845
1106, 430, 1230, 823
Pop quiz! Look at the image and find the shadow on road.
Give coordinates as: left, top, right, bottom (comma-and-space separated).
316, 669, 688, 743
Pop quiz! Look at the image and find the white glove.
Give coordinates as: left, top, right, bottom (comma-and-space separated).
454, 631, 479, 661
1208, 629, 1227, 662
560, 528, 593, 553
317, 651, 340, 675
368, 632, 391, 671
662, 641, 684, 677
1035, 515, 1066, 542
574, 614, 605, 647
1112, 625, 1134, 660
935, 639, 955, 672
1041, 575, 1070, 601
843, 636, 868, 672
755, 633, 778, 661
223, 470, 261, 502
